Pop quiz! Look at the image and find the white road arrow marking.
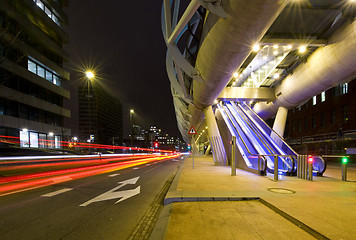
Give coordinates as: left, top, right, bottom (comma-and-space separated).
79, 177, 140, 207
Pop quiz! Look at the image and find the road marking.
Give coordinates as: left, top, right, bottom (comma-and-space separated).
80, 177, 140, 207
108, 173, 120, 177
42, 188, 72, 197
133, 167, 139, 170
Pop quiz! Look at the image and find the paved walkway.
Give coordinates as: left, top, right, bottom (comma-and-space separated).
153, 156, 356, 240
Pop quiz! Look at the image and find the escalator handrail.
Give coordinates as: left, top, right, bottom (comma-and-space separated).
229, 102, 279, 155
218, 104, 295, 173
241, 102, 298, 156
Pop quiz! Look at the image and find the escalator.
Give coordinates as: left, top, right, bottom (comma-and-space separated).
217, 101, 325, 176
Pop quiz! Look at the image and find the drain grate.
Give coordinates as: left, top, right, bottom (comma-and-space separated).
268, 188, 296, 194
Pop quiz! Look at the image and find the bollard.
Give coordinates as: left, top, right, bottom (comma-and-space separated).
231, 136, 236, 176
308, 156, 313, 181
274, 155, 278, 181
342, 157, 348, 181
297, 156, 300, 178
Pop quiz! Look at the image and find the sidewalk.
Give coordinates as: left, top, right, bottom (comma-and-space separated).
153, 156, 356, 240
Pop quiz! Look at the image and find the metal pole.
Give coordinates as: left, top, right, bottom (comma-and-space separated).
231, 136, 236, 176
308, 160, 313, 181
274, 155, 278, 181
192, 135, 194, 169
302, 155, 306, 179
342, 163, 347, 181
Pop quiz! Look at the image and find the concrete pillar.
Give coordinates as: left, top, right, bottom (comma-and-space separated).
203, 106, 227, 165
271, 107, 288, 147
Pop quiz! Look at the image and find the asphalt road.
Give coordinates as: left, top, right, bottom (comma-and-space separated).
0, 156, 183, 240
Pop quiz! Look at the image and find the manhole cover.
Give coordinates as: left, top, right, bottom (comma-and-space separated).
268, 188, 296, 194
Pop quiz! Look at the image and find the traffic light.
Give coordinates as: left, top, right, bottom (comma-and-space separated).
342, 156, 348, 164
187, 144, 191, 150
308, 155, 314, 163
154, 142, 158, 148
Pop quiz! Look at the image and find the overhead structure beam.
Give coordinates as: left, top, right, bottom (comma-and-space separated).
218, 87, 276, 102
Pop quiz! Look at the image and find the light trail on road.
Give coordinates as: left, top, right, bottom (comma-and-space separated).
0, 153, 181, 196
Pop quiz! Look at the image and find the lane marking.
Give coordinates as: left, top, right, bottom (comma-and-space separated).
80, 177, 140, 206
133, 167, 139, 170
108, 173, 120, 177
42, 188, 73, 197
144, 165, 161, 173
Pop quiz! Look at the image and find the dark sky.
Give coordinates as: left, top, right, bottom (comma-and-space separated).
63, 1, 181, 139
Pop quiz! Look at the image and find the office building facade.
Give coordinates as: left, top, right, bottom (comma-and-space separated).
78, 82, 123, 145
0, 0, 71, 148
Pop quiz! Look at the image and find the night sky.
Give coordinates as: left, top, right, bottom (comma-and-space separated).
63, 1, 180, 139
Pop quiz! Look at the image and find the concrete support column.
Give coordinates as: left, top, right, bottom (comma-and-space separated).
203, 106, 227, 165
271, 107, 288, 147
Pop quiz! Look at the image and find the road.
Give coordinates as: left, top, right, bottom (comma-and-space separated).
0, 155, 183, 240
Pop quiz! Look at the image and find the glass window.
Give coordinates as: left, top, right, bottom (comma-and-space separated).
37, 65, 45, 78
38, 133, 46, 148
36, 0, 45, 10
45, 70, 53, 82
53, 75, 61, 86
321, 91, 325, 102
45, 6, 52, 18
55, 135, 61, 148
20, 130, 29, 148
313, 96, 317, 105
30, 132, 39, 148
342, 83, 348, 94
52, 15, 60, 26
28, 60, 36, 74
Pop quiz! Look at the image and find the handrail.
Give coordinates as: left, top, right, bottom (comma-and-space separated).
218, 104, 295, 173
230, 102, 277, 155
228, 102, 294, 171
242, 102, 298, 156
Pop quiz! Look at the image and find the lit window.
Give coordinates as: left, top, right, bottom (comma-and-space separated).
45, 6, 52, 18
313, 96, 317, 105
28, 60, 36, 74
37, 65, 45, 78
321, 91, 325, 102
36, 0, 45, 10
342, 83, 348, 94
45, 70, 53, 82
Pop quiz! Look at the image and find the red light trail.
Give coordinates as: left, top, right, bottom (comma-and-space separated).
0, 153, 181, 196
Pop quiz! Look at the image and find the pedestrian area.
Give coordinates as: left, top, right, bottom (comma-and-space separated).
153, 156, 356, 240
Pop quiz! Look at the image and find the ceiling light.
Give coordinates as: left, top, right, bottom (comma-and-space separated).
252, 44, 260, 52
274, 73, 280, 79
273, 45, 278, 49
299, 45, 307, 53
233, 72, 239, 78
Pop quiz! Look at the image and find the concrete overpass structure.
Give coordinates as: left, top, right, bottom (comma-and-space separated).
162, 0, 356, 165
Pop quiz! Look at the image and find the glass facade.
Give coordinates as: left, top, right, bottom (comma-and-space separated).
19, 130, 61, 149
28, 58, 62, 86
33, 0, 61, 26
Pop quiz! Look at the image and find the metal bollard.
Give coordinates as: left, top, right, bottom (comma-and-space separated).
231, 136, 236, 176
342, 157, 348, 181
297, 156, 300, 178
274, 155, 278, 181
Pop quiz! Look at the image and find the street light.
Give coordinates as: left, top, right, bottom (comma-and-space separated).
86, 71, 95, 152
130, 109, 134, 147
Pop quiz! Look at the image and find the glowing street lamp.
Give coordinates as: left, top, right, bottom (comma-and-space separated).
130, 109, 134, 147
85, 70, 95, 152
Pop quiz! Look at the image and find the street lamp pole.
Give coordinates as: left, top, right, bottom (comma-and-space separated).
86, 71, 94, 152
130, 109, 134, 147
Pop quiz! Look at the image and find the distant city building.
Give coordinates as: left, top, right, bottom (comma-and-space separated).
132, 124, 145, 141
285, 80, 356, 155
0, 0, 70, 149
78, 81, 122, 145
